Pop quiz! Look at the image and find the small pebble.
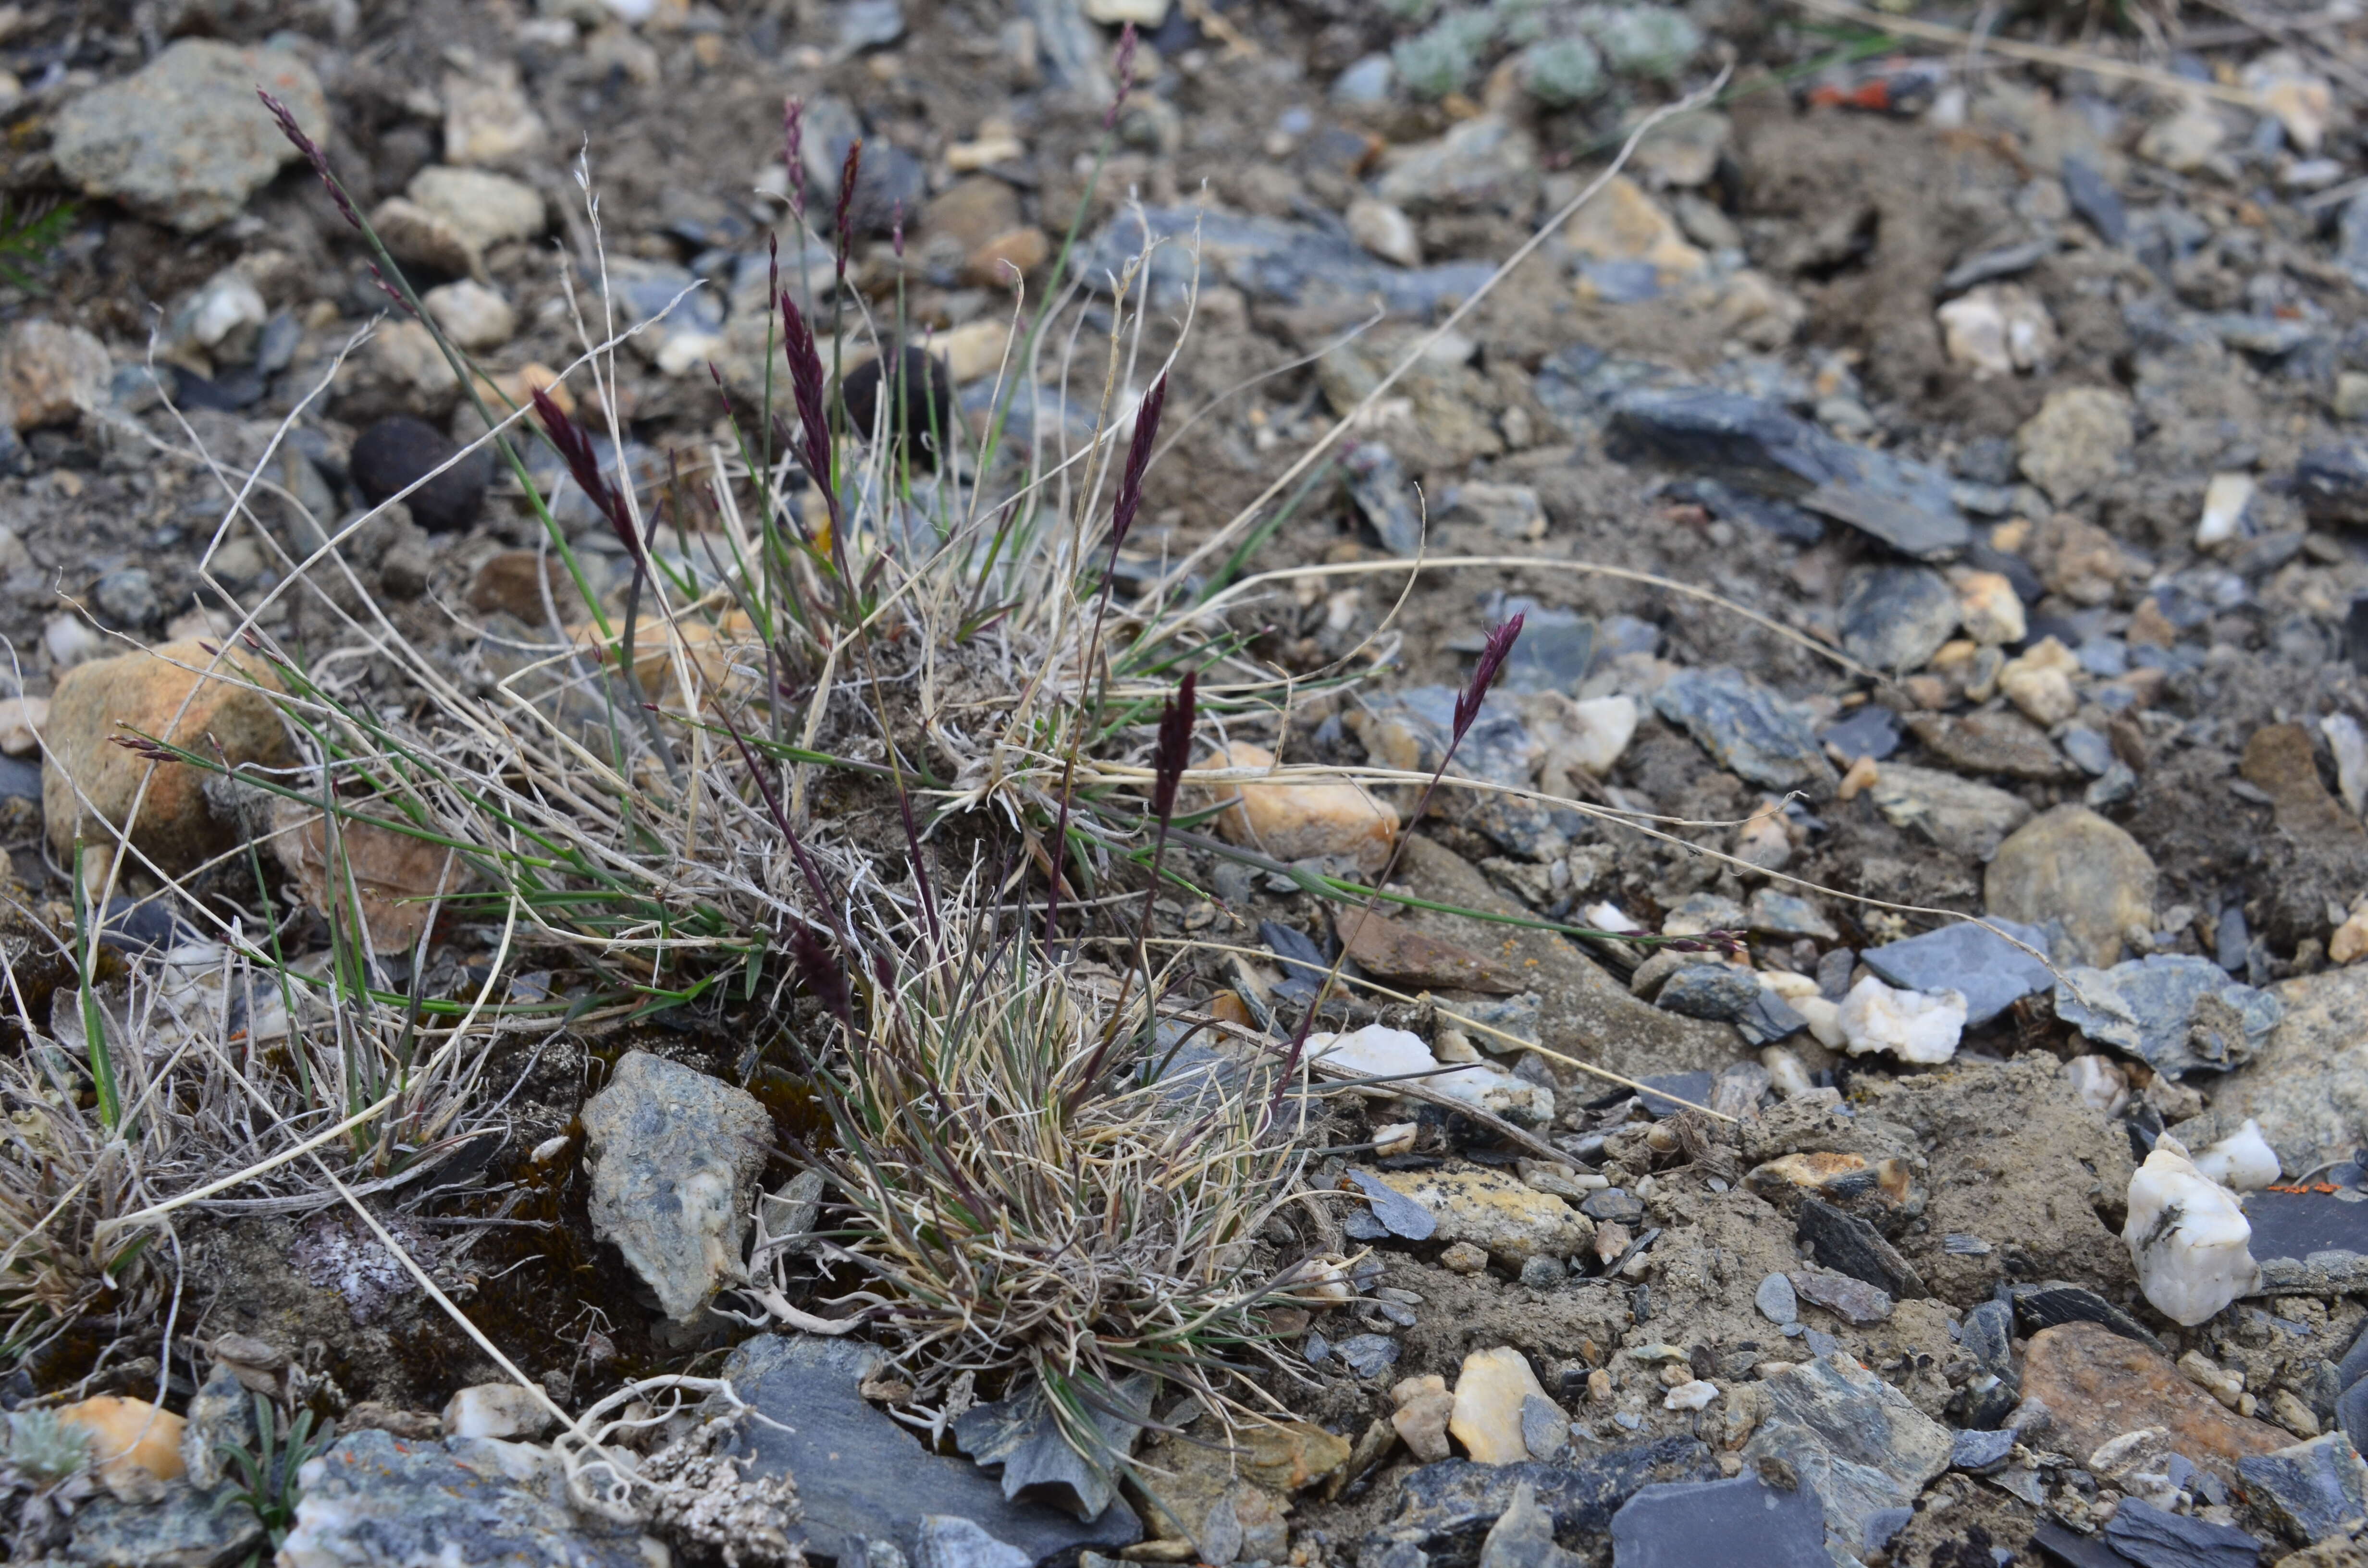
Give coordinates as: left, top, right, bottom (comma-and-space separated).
1755, 1272, 1799, 1325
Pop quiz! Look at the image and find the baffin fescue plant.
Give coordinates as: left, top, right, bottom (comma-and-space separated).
0, 24, 1883, 1527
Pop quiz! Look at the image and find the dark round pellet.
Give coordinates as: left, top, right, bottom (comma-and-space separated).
350, 416, 493, 534
839, 346, 955, 468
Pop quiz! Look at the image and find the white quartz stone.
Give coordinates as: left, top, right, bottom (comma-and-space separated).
2192, 1118, 2282, 1191
1836, 975, 1966, 1064
2124, 1136, 2261, 1326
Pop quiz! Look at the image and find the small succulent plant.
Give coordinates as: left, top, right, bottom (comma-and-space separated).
1578, 3, 1705, 81
1392, 7, 1500, 98
6, 1410, 90, 1486
1522, 37, 1607, 105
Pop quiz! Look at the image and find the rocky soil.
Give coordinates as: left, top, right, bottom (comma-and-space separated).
13, 1, 2368, 1567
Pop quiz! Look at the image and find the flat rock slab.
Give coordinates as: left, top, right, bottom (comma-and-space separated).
1862, 918, 2053, 1029
1362, 1444, 1717, 1568
1651, 667, 1835, 792
1862, 761, 2035, 860
1796, 1198, 1925, 1299
69, 1479, 264, 1567
2054, 955, 2281, 1078
2235, 1433, 2368, 1544
2102, 1496, 2263, 1568
1605, 386, 1970, 559
719, 1335, 1142, 1566
1083, 205, 1496, 316
2007, 1283, 2168, 1356
2019, 1322, 2289, 1485
2238, 1187, 2368, 1293
1910, 710, 2079, 782
1340, 909, 1526, 994
1741, 1354, 1950, 1562
1606, 1474, 1827, 1568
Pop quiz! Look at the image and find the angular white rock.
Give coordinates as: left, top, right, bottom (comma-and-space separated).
2322, 712, 2368, 818
2196, 472, 2256, 548
1836, 975, 1966, 1064
1790, 995, 1845, 1052
1663, 1379, 1718, 1411
1307, 1025, 1552, 1127
2192, 1118, 2281, 1191
1563, 696, 1640, 776
441, 1383, 554, 1440
2124, 1136, 2261, 1326
1760, 1045, 1816, 1097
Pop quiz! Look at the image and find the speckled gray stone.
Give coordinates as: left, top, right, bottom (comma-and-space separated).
580, 1050, 774, 1322
51, 41, 329, 233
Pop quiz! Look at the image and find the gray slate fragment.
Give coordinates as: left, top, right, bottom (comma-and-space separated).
2296, 443, 2368, 527
1863, 919, 2054, 1029
2341, 1381, 2368, 1463
1080, 207, 1496, 315
1816, 706, 1899, 762
1493, 602, 1596, 696
2235, 1432, 2368, 1544
1754, 1273, 1798, 1326
2239, 1188, 2368, 1294
1747, 891, 1838, 943
1519, 1397, 1569, 1464
1361, 1443, 1717, 1568
1652, 668, 1835, 791
1796, 1198, 1925, 1299
1839, 566, 1960, 673
1939, 235, 2056, 294
2102, 1497, 2262, 1568
720, 1335, 1143, 1564
2006, 1282, 2168, 1356
1346, 442, 1425, 557
1581, 1189, 1646, 1225
2339, 1320, 2368, 1392
1605, 387, 1971, 559
1476, 1482, 1582, 1568
1351, 1169, 1441, 1241
580, 1050, 774, 1322
1740, 1355, 1951, 1564
2053, 955, 2282, 1078
1606, 1474, 1828, 1568
1653, 966, 1760, 1023
1788, 1269, 1892, 1325
1337, 1334, 1403, 1378
2062, 155, 2127, 245
1949, 1428, 2017, 1475
279, 1430, 656, 1568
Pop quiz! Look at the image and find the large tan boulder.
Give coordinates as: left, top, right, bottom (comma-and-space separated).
42, 638, 289, 875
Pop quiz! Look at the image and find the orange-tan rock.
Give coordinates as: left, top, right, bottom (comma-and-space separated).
2020, 1321, 2288, 1482
41, 638, 290, 874
1190, 741, 1397, 876
57, 1396, 185, 1489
